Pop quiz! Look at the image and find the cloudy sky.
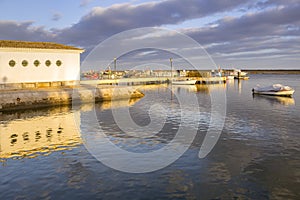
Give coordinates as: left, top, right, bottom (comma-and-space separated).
0, 0, 299, 70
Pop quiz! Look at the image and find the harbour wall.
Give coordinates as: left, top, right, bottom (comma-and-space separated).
0, 86, 144, 112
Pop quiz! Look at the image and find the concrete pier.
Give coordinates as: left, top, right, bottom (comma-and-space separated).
0, 86, 144, 112
81, 77, 169, 85
0, 77, 226, 112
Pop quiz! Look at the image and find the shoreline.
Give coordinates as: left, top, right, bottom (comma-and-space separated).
242, 70, 300, 74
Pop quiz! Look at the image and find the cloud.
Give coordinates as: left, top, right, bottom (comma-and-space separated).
1, 0, 249, 47
250, 0, 300, 10
1, 0, 299, 69
56, 0, 249, 47
181, 2, 300, 66
0, 21, 55, 42
187, 3, 300, 43
80, 0, 94, 7
52, 12, 63, 21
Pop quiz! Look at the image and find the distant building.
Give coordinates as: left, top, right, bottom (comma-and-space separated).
0, 40, 84, 88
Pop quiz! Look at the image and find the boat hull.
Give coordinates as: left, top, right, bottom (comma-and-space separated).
234, 76, 249, 80
172, 80, 197, 85
226, 75, 235, 80
252, 89, 295, 97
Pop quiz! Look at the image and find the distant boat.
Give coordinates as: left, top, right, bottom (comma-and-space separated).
172, 78, 197, 85
236, 76, 249, 80
226, 75, 235, 80
233, 69, 249, 80
252, 84, 295, 97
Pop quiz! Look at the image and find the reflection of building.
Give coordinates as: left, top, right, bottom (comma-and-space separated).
0, 40, 84, 88
0, 111, 81, 159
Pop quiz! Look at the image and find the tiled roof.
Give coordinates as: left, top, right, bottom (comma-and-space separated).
0, 40, 83, 51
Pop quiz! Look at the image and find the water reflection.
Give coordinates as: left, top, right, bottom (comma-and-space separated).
172, 85, 198, 93
171, 84, 227, 95
165, 170, 194, 199
0, 75, 299, 199
196, 83, 227, 93
0, 97, 142, 160
79, 98, 142, 112
0, 108, 81, 160
252, 94, 295, 106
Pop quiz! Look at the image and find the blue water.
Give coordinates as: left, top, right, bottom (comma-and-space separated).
0, 74, 299, 199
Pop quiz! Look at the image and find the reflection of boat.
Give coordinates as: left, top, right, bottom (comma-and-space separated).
253, 94, 295, 106
237, 76, 249, 80
252, 84, 295, 97
172, 79, 197, 85
195, 84, 226, 94
172, 85, 197, 92
195, 85, 210, 93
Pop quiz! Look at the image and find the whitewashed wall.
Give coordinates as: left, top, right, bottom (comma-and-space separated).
0, 48, 83, 84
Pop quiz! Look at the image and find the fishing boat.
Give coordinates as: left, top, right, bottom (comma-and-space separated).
252, 84, 295, 97
172, 78, 197, 85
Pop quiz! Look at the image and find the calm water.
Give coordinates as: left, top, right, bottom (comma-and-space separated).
1, 74, 300, 199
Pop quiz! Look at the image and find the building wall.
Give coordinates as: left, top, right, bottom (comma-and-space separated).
0, 48, 82, 84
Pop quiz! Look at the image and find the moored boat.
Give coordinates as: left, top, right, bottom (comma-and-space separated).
172, 79, 197, 85
226, 75, 235, 80
252, 84, 295, 97
233, 69, 249, 80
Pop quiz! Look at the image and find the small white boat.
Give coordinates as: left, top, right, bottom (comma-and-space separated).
233, 69, 247, 76
226, 75, 235, 80
252, 84, 295, 97
172, 79, 197, 85
233, 69, 249, 79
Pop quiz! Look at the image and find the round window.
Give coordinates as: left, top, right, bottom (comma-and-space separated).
22, 60, 28, 67
9, 60, 16, 67
56, 60, 62, 67
45, 60, 51, 67
34, 60, 40, 67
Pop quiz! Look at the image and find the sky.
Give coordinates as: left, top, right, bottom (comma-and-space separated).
0, 0, 299, 70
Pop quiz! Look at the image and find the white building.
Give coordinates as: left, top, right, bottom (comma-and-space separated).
0, 40, 84, 88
